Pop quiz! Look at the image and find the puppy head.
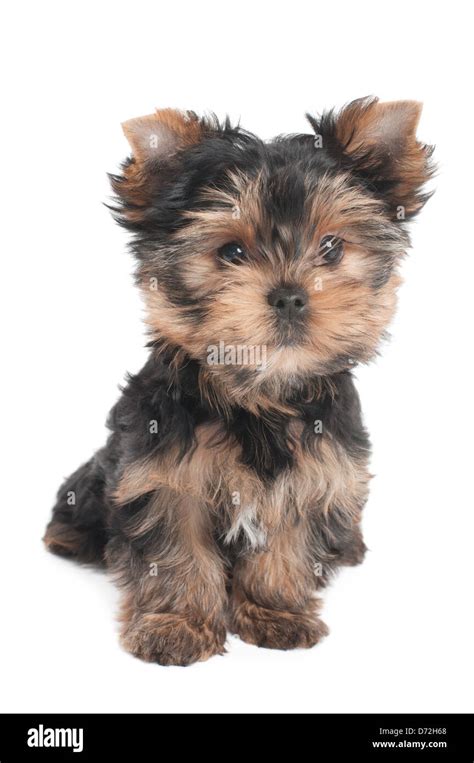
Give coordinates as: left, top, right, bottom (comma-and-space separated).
111, 99, 434, 402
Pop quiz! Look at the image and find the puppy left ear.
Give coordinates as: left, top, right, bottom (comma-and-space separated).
333, 97, 422, 156
310, 97, 435, 219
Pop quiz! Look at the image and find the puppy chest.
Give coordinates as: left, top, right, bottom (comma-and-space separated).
115, 423, 368, 549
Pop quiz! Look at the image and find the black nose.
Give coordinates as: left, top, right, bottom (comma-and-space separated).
267, 287, 308, 320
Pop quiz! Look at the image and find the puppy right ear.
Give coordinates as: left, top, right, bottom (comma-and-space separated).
121, 108, 204, 163
110, 108, 206, 228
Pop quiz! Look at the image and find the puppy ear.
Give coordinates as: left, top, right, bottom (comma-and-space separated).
121, 109, 204, 163
110, 109, 206, 228
310, 97, 435, 219
333, 97, 421, 158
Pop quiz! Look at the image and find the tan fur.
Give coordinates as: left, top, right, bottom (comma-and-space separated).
113, 482, 228, 666
114, 418, 369, 545
114, 109, 204, 222
122, 108, 204, 161
229, 518, 329, 649
112, 414, 368, 655
141, 169, 403, 392
333, 98, 433, 217
334, 99, 422, 153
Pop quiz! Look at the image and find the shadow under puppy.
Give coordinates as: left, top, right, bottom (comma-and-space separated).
44, 98, 434, 665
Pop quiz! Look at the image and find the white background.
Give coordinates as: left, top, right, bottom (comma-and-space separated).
1, 0, 473, 714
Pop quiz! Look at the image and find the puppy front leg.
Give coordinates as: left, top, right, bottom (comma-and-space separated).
229, 520, 328, 650
108, 489, 227, 666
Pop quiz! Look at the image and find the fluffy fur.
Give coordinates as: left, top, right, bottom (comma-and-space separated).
44, 98, 434, 665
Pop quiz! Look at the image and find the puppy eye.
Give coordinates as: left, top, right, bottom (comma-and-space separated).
217, 242, 247, 264
318, 235, 344, 265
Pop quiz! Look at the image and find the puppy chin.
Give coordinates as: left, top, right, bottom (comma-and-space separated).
206, 347, 317, 405
263, 345, 325, 379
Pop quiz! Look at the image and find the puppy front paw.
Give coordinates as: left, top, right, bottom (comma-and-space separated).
230, 600, 328, 650
121, 612, 226, 666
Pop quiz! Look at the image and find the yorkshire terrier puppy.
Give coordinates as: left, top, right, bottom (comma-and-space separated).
44, 98, 434, 665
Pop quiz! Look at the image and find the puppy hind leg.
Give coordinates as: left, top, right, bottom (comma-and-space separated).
43, 452, 110, 565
